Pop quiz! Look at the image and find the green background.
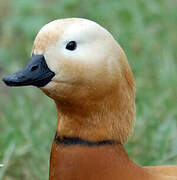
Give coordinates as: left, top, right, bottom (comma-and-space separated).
0, 0, 177, 179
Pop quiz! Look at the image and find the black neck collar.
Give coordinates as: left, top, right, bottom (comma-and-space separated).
54, 135, 119, 146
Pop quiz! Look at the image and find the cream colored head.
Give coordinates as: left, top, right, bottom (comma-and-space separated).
32, 18, 135, 143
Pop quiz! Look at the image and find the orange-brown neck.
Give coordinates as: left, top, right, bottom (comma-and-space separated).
54, 73, 135, 143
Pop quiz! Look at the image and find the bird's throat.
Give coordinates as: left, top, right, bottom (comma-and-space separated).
54, 87, 135, 144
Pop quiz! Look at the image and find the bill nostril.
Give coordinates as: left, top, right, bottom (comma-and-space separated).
21, 75, 26, 79
31, 65, 39, 71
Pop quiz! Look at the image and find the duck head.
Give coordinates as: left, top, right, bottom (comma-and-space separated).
3, 18, 135, 144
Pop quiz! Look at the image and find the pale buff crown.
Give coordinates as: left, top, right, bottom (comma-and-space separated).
32, 18, 135, 143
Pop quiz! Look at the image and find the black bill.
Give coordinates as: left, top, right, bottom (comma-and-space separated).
3, 54, 55, 87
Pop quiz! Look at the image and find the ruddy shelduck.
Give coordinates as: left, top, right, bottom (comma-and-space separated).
3, 18, 177, 180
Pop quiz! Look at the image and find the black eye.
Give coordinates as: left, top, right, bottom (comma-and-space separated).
66, 41, 77, 51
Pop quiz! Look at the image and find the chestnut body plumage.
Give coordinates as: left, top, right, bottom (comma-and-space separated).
50, 140, 177, 180
3, 18, 177, 180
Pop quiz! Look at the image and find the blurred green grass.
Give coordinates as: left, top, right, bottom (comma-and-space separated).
0, 0, 177, 179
